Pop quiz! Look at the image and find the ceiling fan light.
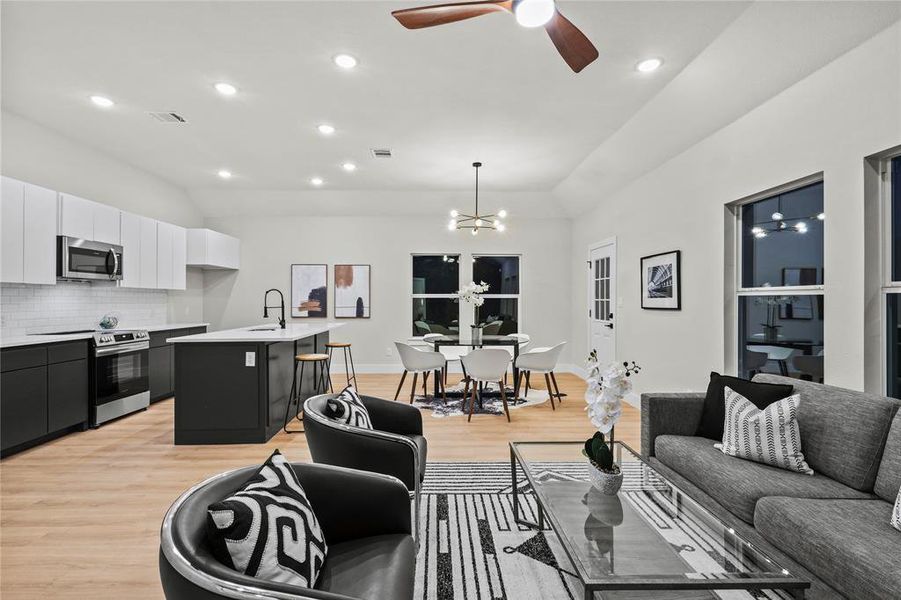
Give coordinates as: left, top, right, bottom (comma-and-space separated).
514, 0, 555, 28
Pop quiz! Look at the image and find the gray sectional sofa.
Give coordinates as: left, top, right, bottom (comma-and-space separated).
641, 374, 901, 600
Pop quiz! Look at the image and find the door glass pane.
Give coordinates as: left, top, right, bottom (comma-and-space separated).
741, 182, 824, 288
412, 255, 460, 294
473, 256, 520, 294
738, 295, 824, 381
475, 298, 518, 334
412, 298, 458, 336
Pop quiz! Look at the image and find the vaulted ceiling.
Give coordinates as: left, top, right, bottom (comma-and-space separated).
2, 1, 899, 216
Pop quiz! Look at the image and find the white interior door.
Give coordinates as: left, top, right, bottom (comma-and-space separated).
589, 241, 616, 366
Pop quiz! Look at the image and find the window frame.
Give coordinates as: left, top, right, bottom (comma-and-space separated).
472, 254, 523, 332
411, 253, 461, 338
731, 174, 826, 380
879, 153, 901, 396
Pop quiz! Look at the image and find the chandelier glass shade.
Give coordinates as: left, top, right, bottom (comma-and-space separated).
448, 162, 506, 235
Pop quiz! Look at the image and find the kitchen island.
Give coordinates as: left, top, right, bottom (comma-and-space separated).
169, 323, 343, 444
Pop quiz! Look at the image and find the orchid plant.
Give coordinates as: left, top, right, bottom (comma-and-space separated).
457, 281, 490, 326
585, 350, 641, 471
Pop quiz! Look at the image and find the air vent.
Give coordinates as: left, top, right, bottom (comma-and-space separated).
370, 148, 392, 158
147, 111, 187, 123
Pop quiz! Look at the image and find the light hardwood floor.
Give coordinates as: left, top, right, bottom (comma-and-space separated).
0, 373, 640, 599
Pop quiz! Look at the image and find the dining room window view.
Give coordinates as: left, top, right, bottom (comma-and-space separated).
412, 254, 460, 336
472, 255, 520, 334
737, 181, 825, 381
885, 155, 901, 396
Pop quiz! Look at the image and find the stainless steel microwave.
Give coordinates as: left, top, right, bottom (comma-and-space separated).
57, 236, 123, 281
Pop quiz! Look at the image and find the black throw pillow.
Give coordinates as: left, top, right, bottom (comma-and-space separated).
697, 372, 794, 440
323, 386, 373, 429
206, 450, 327, 588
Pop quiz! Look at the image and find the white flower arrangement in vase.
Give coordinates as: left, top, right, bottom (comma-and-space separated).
457, 281, 490, 342
583, 350, 641, 494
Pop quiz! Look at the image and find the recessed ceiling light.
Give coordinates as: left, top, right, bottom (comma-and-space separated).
217, 169, 232, 179
636, 58, 663, 73
333, 54, 358, 69
342, 162, 357, 172
317, 124, 336, 135
90, 95, 114, 108
310, 177, 324, 186
214, 82, 237, 96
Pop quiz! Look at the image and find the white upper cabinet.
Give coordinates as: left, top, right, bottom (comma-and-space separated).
172, 224, 186, 290
2, 177, 25, 283
2, 176, 57, 285
186, 228, 240, 270
22, 182, 58, 285
139, 216, 158, 289
58, 193, 95, 240
157, 221, 175, 289
93, 202, 121, 245
119, 211, 142, 288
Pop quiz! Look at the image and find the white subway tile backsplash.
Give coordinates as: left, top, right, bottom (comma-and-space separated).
1, 283, 169, 336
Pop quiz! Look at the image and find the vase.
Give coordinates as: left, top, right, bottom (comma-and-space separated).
471, 325, 483, 345
763, 324, 781, 343
587, 460, 623, 495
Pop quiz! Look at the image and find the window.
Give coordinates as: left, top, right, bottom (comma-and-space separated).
886, 156, 901, 397
737, 181, 825, 381
412, 255, 459, 336
473, 255, 520, 334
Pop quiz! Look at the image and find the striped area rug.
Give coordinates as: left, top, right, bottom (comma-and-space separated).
414, 462, 792, 600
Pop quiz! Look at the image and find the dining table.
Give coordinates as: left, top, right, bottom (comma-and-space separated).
427, 333, 522, 399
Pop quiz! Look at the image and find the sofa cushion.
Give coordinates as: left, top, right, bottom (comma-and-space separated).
755, 497, 901, 600
875, 412, 901, 502
698, 372, 793, 440
754, 374, 901, 491
655, 435, 873, 523
317, 534, 415, 600
403, 434, 428, 482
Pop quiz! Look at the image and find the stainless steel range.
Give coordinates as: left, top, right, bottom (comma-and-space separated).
91, 329, 150, 426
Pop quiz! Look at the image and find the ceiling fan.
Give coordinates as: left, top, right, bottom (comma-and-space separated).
391, 0, 598, 73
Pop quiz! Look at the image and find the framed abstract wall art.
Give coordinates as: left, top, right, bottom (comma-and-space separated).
335, 264, 371, 318
641, 250, 681, 310
291, 264, 328, 318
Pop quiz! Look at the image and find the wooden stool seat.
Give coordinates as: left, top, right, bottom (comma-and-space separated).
296, 353, 329, 362
325, 342, 352, 348
325, 342, 358, 393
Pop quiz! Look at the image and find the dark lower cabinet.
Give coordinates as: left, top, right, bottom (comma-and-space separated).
48, 360, 89, 431
150, 346, 173, 402
1, 365, 48, 450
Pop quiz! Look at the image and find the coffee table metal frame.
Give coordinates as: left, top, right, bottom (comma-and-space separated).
509, 440, 809, 600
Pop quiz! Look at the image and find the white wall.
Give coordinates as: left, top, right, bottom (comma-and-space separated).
201, 214, 572, 369
0, 109, 206, 326
566, 22, 901, 395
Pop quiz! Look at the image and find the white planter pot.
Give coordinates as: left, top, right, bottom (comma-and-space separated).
587, 461, 623, 495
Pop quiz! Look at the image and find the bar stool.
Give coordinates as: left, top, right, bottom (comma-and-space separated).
284, 353, 330, 433
325, 342, 358, 393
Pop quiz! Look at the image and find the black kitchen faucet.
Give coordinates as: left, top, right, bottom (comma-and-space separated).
263, 288, 286, 329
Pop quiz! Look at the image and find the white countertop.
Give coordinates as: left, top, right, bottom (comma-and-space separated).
168, 322, 344, 344
0, 323, 210, 349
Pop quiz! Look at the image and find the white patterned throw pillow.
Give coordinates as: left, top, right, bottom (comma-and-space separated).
893, 487, 901, 533
719, 386, 814, 475
206, 450, 327, 587
324, 386, 373, 429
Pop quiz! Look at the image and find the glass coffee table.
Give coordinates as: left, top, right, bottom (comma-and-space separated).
509, 441, 809, 599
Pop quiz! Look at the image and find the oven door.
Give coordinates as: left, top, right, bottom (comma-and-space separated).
59, 237, 123, 281
94, 342, 150, 406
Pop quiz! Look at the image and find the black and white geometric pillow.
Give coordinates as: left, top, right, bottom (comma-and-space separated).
718, 386, 814, 475
206, 450, 327, 588
892, 487, 901, 533
324, 386, 373, 429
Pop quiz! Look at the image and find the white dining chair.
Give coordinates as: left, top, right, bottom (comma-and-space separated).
460, 349, 512, 422
395, 342, 446, 403
422, 333, 467, 385
514, 342, 566, 408
499, 333, 531, 387
747, 344, 795, 376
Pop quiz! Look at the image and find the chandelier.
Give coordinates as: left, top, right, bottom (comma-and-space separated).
448, 162, 506, 235
751, 209, 825, 239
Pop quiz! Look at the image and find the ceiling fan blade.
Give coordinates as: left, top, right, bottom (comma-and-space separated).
544, 9, 598, 73
392, 1, 512, 29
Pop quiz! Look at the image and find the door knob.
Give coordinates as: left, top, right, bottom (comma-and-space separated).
605, 322, 614, 329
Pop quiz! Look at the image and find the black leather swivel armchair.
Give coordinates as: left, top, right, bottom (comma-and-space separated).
303, 394, 426, 541
159, 462, 415, 600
